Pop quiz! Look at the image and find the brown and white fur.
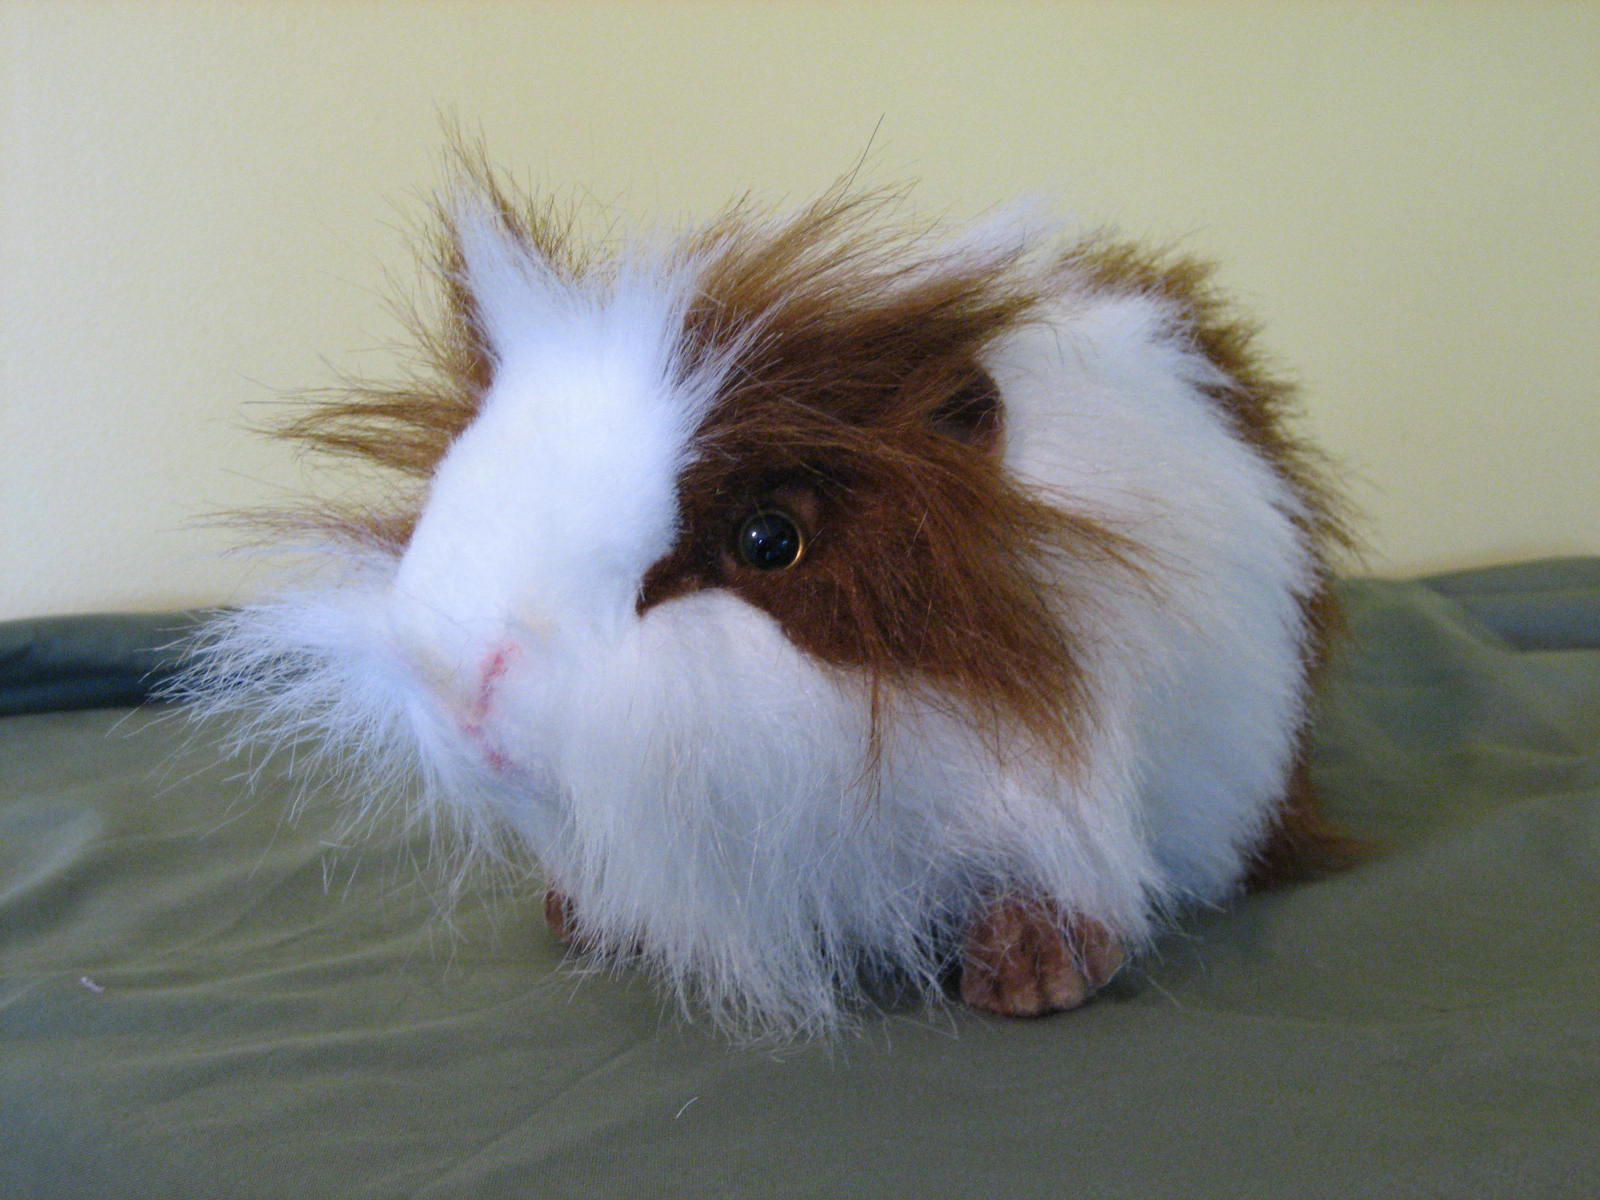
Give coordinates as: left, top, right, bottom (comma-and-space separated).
184, 159, 1353, 1039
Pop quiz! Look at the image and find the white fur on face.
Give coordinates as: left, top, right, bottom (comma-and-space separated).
389, 207, 720, 699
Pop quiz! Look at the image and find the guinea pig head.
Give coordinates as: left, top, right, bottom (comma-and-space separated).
377, 190, 1119, 804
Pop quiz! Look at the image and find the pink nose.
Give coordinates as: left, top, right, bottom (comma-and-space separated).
459, 641, 519, 771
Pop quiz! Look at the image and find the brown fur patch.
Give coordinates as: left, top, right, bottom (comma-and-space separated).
636, 186, 1147, 772
1244, 756, 1371, 889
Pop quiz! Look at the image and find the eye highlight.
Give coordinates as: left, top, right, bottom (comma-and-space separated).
736, 510, 807, 571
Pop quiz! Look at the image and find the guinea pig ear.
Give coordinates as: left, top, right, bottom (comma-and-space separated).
446, 195, 573, 372
927, 365, 1004, 451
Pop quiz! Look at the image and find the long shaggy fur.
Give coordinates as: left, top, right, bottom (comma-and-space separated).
182, 155, 1352, 1039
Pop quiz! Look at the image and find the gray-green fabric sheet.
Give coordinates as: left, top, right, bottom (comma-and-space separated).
3, 560, 1597, 1198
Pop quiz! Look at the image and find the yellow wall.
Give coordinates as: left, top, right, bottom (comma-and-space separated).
4, 1, 1596, 618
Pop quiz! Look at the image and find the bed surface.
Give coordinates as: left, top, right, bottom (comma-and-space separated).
3, 561, 1597, 1198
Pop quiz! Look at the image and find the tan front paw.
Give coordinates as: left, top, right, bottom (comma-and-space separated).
959, 897, 1124, 1017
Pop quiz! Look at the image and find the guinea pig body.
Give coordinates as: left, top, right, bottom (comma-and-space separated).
188, 169, 1348, 1039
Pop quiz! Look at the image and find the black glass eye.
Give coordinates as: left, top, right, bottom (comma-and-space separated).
736, 510, 807, 571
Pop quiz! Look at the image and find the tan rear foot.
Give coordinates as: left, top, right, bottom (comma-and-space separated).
959, 896, 1124, 1017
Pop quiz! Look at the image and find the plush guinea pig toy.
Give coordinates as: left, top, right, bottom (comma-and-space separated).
187, 158, 1353, 1039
